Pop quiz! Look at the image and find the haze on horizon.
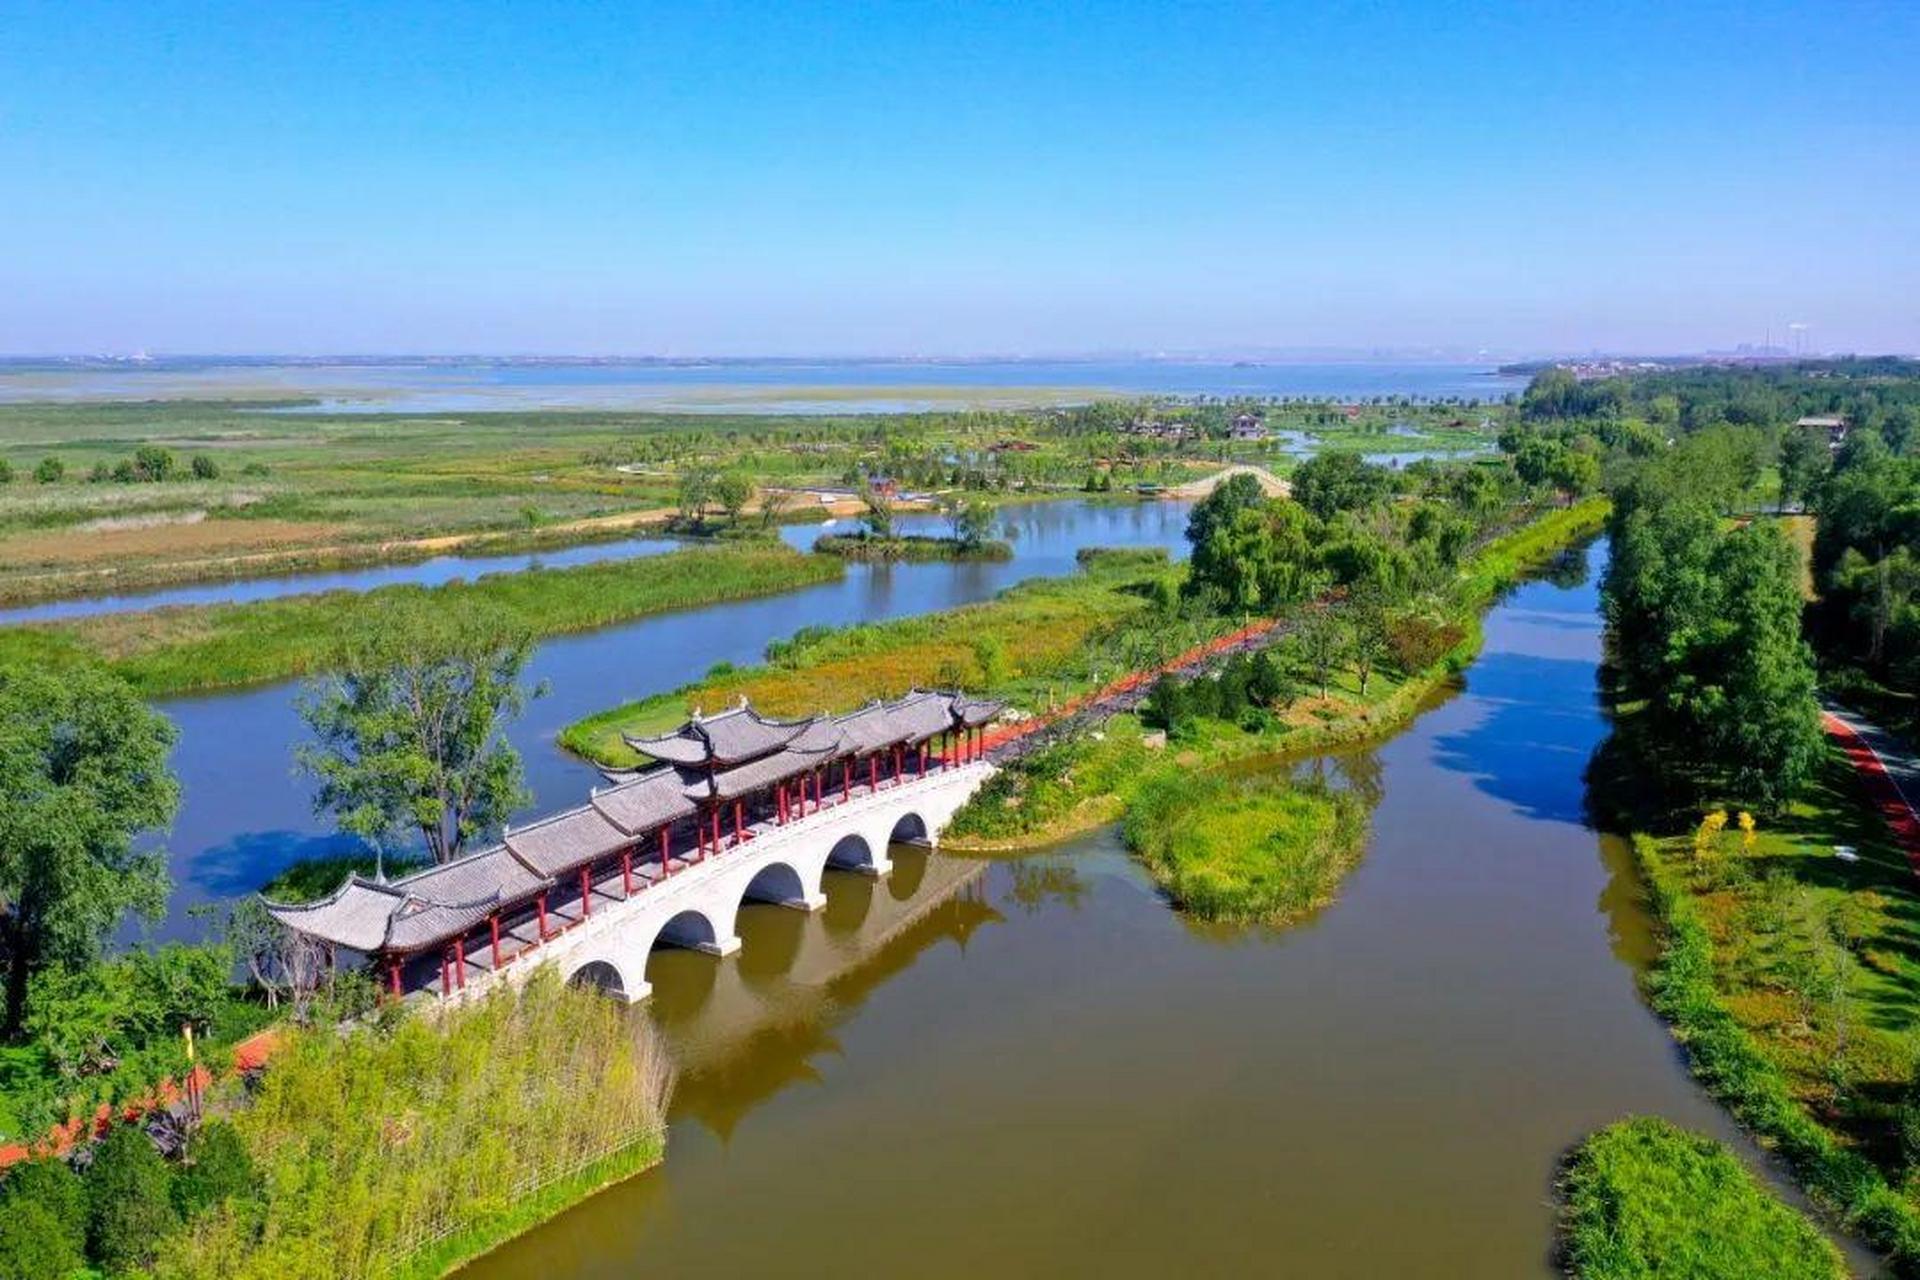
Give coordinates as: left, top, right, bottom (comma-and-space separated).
3, 1, 1916, 359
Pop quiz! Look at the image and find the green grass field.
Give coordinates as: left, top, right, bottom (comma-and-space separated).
1558, 1117, 1843, 1280
0, 542, 842, 696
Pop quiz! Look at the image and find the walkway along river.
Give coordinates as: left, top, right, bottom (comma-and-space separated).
457, 538, 1880, 1279
149, 499, 1194, 933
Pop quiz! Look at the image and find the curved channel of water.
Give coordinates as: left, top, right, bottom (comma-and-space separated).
153, 500, 1194, 932
456, 539, 1877, 1279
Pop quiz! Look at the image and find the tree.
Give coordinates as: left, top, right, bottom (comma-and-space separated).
0, 665, 178, 1036
1777, 425, 1827, 513
171, 1119, 258, 1219
32, 457, 63, 484
861, 487, 895, 538
132, 445, 178, 482
0, 1199, 82, 1280
1291, 609, 1350, 699
943, 496, 993, 548
1346, 593, 1391, 695
1290, 451, 1392, 520
296, 600, 539, 869
757, 485, 794, 529
0, 460, 12, 484
675, 466, 715, 524
712, 472, 752, 524
1547, 448, 1600, 502
86, 1124, 179, 1274
189, 453, 220, 481
0, 1157, 86, 1256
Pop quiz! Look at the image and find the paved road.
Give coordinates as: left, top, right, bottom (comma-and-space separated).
1823, 700, 1920, 863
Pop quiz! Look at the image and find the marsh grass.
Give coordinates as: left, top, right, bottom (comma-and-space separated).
1122, 771, 1369, 922
149, 970, 670, 1280
1558, 1117, 1844, 1280
1, 543, 842, 696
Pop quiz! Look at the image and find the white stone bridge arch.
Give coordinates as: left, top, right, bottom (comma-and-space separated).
487, 761, 990, 1004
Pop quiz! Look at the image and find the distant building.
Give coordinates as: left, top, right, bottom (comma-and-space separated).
1796, 415, 1850, 449
1229, 413, 1268, 441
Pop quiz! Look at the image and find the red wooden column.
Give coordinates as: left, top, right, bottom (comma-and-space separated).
622, 850, 634, 896
842, 761, 851, 801
893, 744, 904, 781
580, 866, 593, 919
711, 806, 722, 853
388, 958, 403, 999
797, 772, 808, 816
454, 940, 467, 990
778, 785, 788, 824
536, 893, 550, 941
734, 799, 745, 846
659, 826, 671, 876
489, 914, 502, 969
869, 755, 879, 792
919, 742, 928, 775
439, 950, 451, 997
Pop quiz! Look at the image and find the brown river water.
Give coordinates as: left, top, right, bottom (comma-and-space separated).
463, 540, 1878, 1278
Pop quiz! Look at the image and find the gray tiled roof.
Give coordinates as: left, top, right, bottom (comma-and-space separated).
506, 807, 632, 877
624, 702, 819, 766
592, 768, 700, 834
266, 689, 995, 957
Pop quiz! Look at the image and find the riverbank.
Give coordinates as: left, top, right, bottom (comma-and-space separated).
0, 543, 843, 697
559, 546, 1219, 768
1557, 1117, 1845, 1279
943, 499, 1609, 853
1624, 756, 1920, 1271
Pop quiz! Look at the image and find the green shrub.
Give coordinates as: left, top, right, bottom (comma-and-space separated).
33, 456, 65, 484
190, 454, 220, 481
0, 1156, 87, 1253
0, 1198, 83, 1280
172, 1121, 258, 1219
1559, 1117, 1843, 1279
0, 459, 13, 484
86, 1124, 179, 1274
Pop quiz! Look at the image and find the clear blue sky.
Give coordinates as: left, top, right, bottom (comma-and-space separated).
3, 1, 1916, 357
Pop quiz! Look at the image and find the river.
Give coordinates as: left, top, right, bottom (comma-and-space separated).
154, 499, 1194, 932
455, 538, 1877, 1279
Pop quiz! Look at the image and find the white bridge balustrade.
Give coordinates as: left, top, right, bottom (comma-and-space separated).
263, 691, 1003, 1006
490, 760, 991, 1004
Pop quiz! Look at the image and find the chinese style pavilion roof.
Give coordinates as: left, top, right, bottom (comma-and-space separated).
265, 689, 1001, 956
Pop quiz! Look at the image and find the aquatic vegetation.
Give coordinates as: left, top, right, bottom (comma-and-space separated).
0, 542, 843, 697
148, 970, 670, 1280
1122, 772, 1369, 923
1558, 1117, 1843, 1280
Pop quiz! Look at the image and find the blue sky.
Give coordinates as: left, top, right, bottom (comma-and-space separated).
3, 1, 1916, 356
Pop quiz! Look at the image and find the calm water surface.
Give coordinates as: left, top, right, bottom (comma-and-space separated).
459, 540, 1876, 1279
153, 500, 1193, 931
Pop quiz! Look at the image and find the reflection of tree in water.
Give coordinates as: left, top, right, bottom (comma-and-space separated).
1286, 748, 1386, 810
1543, 545, 1592, 590
1004, 858, 1089, 914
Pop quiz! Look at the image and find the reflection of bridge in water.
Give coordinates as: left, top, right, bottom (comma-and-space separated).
648, 846, 1000, 1136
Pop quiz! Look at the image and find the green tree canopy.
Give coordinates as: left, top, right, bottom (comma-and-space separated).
296, 599, 539, 869
0, 665, 178, 1036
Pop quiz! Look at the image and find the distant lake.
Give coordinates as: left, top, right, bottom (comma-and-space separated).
0, 358, 1526, 413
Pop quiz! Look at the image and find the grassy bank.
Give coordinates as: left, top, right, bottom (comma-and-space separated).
812, 532, 1014, 562
944, 498, 1608, 852
0, 543, 843, 697
561, 547, 1215, 768
1627, 784, 1920, 1270
1123, 772, 1369, 922
1557, 1117, 1844, 1279
149, 972, 669, 1280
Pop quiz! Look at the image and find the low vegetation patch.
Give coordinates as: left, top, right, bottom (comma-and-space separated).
0, 542, 842, 696
813, 531, 1013, 561
145, 970, 669, 1280
1123, 771, 1369, 922
1558, 1117, 1844, 1280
